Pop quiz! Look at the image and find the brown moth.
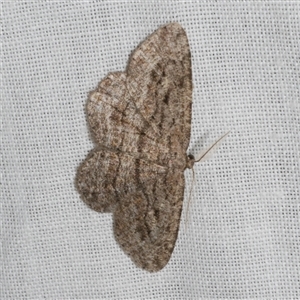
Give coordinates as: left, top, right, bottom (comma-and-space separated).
76, 23, 194, 272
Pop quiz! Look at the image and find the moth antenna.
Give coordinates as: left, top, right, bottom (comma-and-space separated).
184, 131, 230, 229
184, 166, 195, 230
195, 131, 230, 163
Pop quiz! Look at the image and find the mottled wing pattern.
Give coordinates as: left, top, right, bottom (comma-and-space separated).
114, 169, 185, 272
127, 22, 192, 158
76, 23, 192, 272
87, 72, 171, 165
76, 149, 167, 213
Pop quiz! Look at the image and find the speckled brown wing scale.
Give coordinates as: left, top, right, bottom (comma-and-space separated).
76, 23, 192, 272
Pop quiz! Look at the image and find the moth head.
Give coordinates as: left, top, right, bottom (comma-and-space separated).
186, 154, 195, 169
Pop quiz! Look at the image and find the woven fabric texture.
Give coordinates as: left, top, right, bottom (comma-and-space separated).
2, 2, 299, 299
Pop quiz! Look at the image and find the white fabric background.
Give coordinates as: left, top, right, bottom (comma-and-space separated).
2, 1, 299, 299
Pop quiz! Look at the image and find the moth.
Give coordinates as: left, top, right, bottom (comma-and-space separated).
76, 23, 196, 272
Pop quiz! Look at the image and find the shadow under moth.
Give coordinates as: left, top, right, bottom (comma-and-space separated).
76, 23, 221, 272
